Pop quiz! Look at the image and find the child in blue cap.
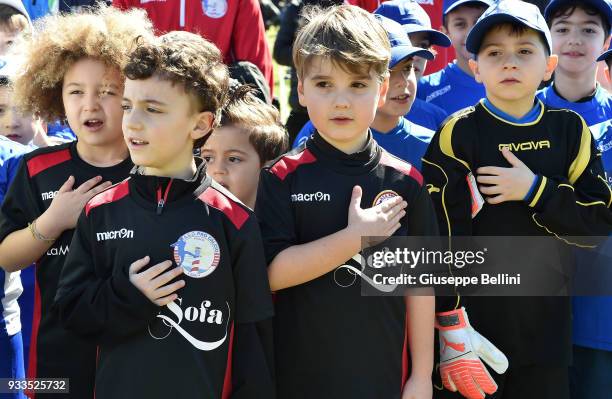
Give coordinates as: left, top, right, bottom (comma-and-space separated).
422, 1, 612, 398
418, 0, 493, 115
375, 0, 451, 131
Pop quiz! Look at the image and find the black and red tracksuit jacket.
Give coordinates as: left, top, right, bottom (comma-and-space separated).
255, 131, 439, 399
54, 160, 275, 399
0, 142, 133, 398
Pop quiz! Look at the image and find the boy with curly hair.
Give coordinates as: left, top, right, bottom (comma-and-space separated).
55, 31, 274, 399
0, 6, 153, 398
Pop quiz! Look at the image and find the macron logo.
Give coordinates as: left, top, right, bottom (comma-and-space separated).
41, 191, 58, 201
96, 228, 134, 241
291, 192, 331, 202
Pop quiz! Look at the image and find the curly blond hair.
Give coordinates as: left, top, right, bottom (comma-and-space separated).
13, 5, 153, 122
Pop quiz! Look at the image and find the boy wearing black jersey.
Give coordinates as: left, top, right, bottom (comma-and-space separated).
55, 31, 274, 399
422, 2, 612, 399
256, 5, 438, 399
0, 7, 153, 398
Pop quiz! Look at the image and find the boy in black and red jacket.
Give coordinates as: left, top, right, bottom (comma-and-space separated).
55, 31, 274, 399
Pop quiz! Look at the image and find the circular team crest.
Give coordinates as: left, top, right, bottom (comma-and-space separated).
372, 190, 401, 207
202, 0, 227, 18
172, 231, 220, 278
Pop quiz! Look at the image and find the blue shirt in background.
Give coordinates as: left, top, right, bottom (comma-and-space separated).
418, 62, 486, 115
538, 84, 612, 352
406, 98, 447, 132
293, 118, 434, 170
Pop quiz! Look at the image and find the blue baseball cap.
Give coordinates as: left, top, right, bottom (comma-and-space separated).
597, 43, 612, 61
544, 0, 612, 31
466, 0, 553, 54
374, 14, 434, 68
375, 0, 451, 47
443, 0, 493, 16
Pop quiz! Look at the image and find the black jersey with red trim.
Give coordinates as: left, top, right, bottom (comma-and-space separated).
256, 131, 439, 399
0, 142, 132, 398
421, 101, 612, 367
54, 160, 274, 399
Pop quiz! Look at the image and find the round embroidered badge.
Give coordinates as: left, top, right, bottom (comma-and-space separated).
172, 231, 220, 278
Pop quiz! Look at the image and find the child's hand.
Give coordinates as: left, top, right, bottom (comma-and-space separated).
402, 374, 433, 399
346, 185, 407, 242
37, 175, 112, 237
129, 256, 185, 306
476, 147, 535, 204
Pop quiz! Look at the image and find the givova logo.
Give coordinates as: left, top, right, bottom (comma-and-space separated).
96, 228, 134, 241
291, 192, 331, 202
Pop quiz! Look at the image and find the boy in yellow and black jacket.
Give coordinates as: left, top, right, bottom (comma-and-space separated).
422, 1, 612, 398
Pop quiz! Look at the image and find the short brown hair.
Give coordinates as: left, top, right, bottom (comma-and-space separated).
13, 4, 153, 122
0, 5, 28, 33
217, 85, 288, 165
547, 2, 611, 37
292, 4, 390, 82
124, 31, 229, 149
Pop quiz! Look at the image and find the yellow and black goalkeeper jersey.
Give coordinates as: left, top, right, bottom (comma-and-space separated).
422, 100, 612, 367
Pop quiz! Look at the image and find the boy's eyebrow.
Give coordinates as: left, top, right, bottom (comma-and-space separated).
553, 19, 601, 26
310, 73, 372, 81
122, 98, 168, 106
226, 149, 250, 155
481, 40, 538, 49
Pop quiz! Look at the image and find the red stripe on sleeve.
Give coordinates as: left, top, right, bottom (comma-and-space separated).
198, 188, 249, 230
26, 149, 71, 178
269, 149, 316, 181
221, 323, 235, 399
380, 151, 424, 186
85, 180, 130, 216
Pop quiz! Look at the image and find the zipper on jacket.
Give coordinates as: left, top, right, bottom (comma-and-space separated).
156, 180, 173, 215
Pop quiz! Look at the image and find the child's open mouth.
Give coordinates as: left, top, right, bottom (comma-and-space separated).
391, 94, 409, 102
84, 119, 104, 131
129, 138, 149, 146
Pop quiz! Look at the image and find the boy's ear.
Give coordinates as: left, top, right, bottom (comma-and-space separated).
191, 111, 215, 141
605, 64, 611, 84
297, 79, 306, 107
377, 76, 389, 108
543, 54, 559, 81
468, 58, 482, 83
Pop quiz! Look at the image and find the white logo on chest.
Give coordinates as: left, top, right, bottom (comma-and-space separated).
148, 297, 230, 351
41, 190, 58, 201
291, 191, 331, 202
96, 228, 134, 241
